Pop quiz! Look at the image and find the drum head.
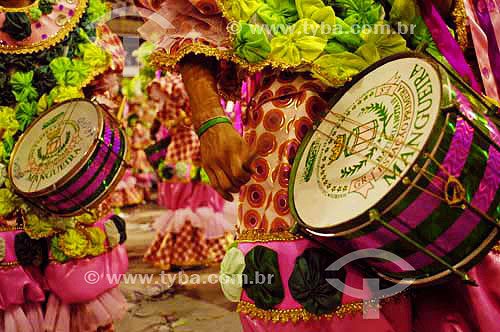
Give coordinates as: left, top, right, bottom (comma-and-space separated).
10, 99, 101, 195
290, 55, 442, 232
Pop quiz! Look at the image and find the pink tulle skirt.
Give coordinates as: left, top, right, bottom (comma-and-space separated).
43, 287, 127, 332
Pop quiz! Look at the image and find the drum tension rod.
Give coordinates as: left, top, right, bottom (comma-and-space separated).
368, 209, 478, 286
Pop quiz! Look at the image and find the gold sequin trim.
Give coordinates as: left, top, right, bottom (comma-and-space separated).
0, 225, 24, 232
452, 0, 469, 50
0, 0, 88, 54
0, 0, 39, 12
237, 295, 406, 323
149, 45, 350, 88
237, 229, 303, 242
0, 261, 19, 269
491, 241, 500, 254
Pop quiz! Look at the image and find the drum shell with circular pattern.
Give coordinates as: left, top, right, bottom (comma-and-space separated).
9, 99, 128, 216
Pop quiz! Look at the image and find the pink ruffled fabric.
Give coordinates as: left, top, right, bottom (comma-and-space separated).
43, 287, 127, 332
45, 245, 128, 304
0, 303, 44, 332
155, 181, 235, 238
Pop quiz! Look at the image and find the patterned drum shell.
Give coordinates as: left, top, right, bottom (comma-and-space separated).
9, 99, 128, 216
290, 53, 500, 285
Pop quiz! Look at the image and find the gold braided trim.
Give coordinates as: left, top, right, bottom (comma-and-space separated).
0, 261, 19, 269
0, 225, 24, 232
452, 0, 469, 50
0, 0, 88, 54
149, 45, 350, 88
237, 229, 303, 242
237, 294, 406, 323
0, 0, 39, 12
491, 242, 500, 254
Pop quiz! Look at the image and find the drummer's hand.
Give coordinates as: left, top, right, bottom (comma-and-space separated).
200, 122, 253, 201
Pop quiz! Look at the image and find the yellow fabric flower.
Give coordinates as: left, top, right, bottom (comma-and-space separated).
24, 212, 57, 239
0, 188, 21, 217
296, 0, 336, 37
312, 52, 368, 86
60, 229, 89, 258
0, 107, 19, 138
85, 227, 106, 257
270, 19, 328, 65
226, 0, 262, 21
220, 247, 246, 302
356, 28, 407, 64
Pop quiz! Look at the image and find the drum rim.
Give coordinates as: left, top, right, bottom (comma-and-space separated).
8, 98, 104, 197
375, 227, 500, 285
289, 52, 445, 234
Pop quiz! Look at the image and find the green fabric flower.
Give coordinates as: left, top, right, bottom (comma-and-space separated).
15, 101, 37, 131
75, 213, 97, 225
50, 237, 69, 263
1, 13, 32, 41
289, 248, 346, 315
29, 7, 42, 21
36, 94, 52, 114
226, 0, 262, 21
0, 107, 19, 138
243, 246, 284, 310
270, 19, 327, 65
389, 0, 418, 28
80, 43, 109, 68
296, 0, 336, 37
330, 17, 364, 51
312, 52, 368, 85
356, 28, 407, 64
60, 229, 89, 258
39, 0, 55, 15
1, 136, 14, 163
49, 57, 80, 86
87, 0, 110, 23
71, 60, 91, 84
335, 0, 382, 26
48, 86, 84, 104
86, 227, 107, 257
10, 71, 38, 103
325, 40, 348, 53
256, 0, 298, 33
235, 23, 271, 63
220, 247, 246, 302
0, 188, 21, 217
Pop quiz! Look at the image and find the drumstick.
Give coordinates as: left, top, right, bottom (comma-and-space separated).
369, 209, 478, 286
318, 115, 500, 230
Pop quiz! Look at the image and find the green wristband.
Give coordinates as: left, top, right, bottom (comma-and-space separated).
196, 116, 232, 137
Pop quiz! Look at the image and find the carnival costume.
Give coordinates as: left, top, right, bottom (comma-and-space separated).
143, 72, 235, 271
137, 0, 500, 330
0, 0, 128, 331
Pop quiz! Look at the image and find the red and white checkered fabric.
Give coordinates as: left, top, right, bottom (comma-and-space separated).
97, 24, 126, 73
165, 126, 201, 162
144, 221, 229, 270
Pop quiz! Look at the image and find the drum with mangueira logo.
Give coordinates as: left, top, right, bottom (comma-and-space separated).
290, 53, 500, 285
9, 99, 128, 216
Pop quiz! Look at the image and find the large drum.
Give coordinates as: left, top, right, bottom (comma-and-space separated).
290, 53, 500, 285
9, 99, 128, 216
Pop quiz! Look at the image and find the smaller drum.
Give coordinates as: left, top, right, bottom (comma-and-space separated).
9, 99, 128, 216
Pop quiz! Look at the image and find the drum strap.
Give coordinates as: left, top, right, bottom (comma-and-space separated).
418, 0, 482, 93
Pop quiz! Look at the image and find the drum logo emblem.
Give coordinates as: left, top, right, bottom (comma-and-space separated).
22, 112, 83, 185
314, 64, 436, 200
